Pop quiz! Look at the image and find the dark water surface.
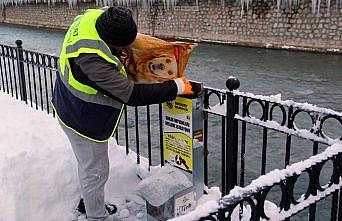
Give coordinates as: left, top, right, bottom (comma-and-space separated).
1, 23, 341, 110
1, 23, 341, 220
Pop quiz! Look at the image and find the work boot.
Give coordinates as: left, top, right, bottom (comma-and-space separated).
105, 204, 117, 215
76, 198, 117, 216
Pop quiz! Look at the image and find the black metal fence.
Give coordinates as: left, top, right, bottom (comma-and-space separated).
198, 85, 342, 220
198, 144, 342, 220
0, 40, 58, 115
1, 41, 341, 221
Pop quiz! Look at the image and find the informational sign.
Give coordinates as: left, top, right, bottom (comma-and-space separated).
174, 191, 195, 217
163, 97, 193, 173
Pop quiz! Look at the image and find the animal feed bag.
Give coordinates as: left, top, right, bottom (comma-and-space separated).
119, 34, 197, 83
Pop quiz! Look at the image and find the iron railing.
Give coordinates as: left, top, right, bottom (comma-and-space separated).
200, 82, 342, 220
193, 143, 342, 221
0, 40, 58, 115
0, 41, 341, 220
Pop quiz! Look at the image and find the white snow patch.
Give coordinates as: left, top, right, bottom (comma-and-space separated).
206, 91, 342, 118
327, 48, 341, 53
281, 45, 297, 49
225, 143, 342, 201
0, 93, 79, 221
232, 91, 342, 117
169, 187, 221, 221
207, 101, 227, 116
0, 92, 222, 221
173, 143, 342, 220
0, 93, 146, 220
265, 43, 272, 48
274, 180, 342, 220
235, 115, 341, 145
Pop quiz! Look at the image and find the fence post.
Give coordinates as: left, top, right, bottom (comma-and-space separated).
225, 76, 240, 194
15, 40, 27, 102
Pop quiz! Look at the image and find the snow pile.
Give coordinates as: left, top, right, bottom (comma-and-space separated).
0, 92, 222, 221
0, 94, 79, 220
135, 165, 193, 207
169, 187, 221, 221
0, 93, 144, 220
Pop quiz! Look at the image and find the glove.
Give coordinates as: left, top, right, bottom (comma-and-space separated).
174, 77, 194, 95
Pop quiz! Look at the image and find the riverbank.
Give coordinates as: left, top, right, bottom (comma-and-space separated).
1, 1, 341, 54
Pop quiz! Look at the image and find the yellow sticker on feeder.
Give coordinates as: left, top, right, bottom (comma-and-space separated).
163, 97, 193, 173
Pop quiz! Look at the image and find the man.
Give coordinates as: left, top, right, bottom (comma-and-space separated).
52, 6, 193, 221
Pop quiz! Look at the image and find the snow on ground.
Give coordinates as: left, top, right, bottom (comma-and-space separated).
0, 92, 221, 221
0, 93, 145, 221
2, 92, 341, 221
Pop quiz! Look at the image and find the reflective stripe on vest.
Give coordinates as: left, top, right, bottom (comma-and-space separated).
53, 8, 127, 142
51, 101, 125, 143
65, 39, 122, 69
59, 65, 123, 109
58, 8, 127, 109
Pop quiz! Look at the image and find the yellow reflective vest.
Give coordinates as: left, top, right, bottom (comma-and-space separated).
52, 8, 126, 142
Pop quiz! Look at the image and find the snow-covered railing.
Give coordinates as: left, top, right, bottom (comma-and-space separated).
173, 143, 342, 221
202, 76, 341, 220
206, 87, 342, 146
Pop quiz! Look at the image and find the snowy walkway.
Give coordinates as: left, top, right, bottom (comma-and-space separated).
0, 93, 147, 220
0, 93, 221, 221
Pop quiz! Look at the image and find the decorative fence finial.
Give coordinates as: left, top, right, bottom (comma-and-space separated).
15, 40, 23, 47
226, 76, 240, 91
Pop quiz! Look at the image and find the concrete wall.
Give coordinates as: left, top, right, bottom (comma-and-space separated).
1, 1, 341, 53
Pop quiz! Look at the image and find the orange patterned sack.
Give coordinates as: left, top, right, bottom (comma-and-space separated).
124, 34, 197, 83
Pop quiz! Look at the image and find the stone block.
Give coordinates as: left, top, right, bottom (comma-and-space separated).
333, 36, 340, 40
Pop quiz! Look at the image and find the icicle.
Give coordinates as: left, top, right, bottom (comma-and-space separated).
317, 0, 320, 15
240, 0, 244, 16
221, 0, 225, 8
311, 0, 317, 13
277, 0, 281, 10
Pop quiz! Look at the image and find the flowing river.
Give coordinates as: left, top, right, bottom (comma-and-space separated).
1, 23, 341, 220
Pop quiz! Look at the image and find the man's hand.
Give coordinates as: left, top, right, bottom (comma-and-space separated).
174, 77, 194, 95
118, 48, 130, 68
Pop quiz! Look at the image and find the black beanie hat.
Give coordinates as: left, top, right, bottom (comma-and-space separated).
95, 7, 137, 46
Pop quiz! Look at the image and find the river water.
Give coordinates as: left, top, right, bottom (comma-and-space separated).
1, 23, 341, 220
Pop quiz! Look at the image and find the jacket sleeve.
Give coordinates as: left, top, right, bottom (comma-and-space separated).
75, 54, 178, 106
